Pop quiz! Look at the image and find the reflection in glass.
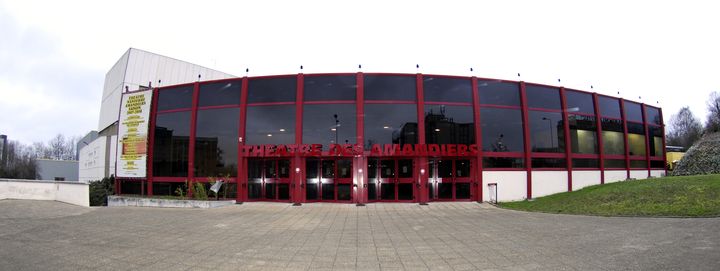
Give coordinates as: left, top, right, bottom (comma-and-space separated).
338, 159, 352, 178
528, 111, 564, 153
423, 76, 472, 102
598, 96, 621, 118
531, 158, 566, 168
153, 111, 191, 177
646, 107, 662, 125
572, 159, 599, 168
478, 80, 520, 106
564, 90, 594, 115
569, 114, 597, 154
649, 126, 663, 157
627, 122, 646, 156
526, 85, 561, 109
247, 76, 296, 103
381, 160, 395, 178
630, 160, 647, 168
195, 108, 239, 177
456, 160, 470, 177
322, 160, 335, 178
604, 159, 626, 168
624, 101, 643, 123
364, 75, 416, 101
304, 75, 356, 101
364, 104, 417, 149
198, 80, 241, 107
246, 105, 295, 145
303, 104, 356, 146
398, 159, 412, 178
424, 105, 475, 145
480, 108, 524, 152
157, 86, 193, 111
482, 157, 524, 168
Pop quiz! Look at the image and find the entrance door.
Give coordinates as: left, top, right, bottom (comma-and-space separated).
247, 159, 291, 201
305, 158, 353, 202
429, 159, 473, 201
367, 158, 415, 202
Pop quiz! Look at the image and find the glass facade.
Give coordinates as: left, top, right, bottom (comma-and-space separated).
137, 73, 665, 202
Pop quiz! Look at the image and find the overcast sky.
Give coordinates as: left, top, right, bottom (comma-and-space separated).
1, 0, 718, 145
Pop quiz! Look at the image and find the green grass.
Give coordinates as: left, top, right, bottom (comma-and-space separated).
499, 174, 720, 217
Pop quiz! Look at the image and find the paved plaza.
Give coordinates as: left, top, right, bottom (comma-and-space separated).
0, 200, 718, 271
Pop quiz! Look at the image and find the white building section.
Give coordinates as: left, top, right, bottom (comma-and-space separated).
630, 170, 648, 180
80, 48, 235, 183
650, 170, 665, 177
571, 171, 601, 191
531, 171, 568, 198
604, 170, 627, 183
483, 171, 526, 202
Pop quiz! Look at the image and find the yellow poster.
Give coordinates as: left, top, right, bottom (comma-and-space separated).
116, 90, 152, 177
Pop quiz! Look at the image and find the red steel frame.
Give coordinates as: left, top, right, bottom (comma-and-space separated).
118, 72, 667, 203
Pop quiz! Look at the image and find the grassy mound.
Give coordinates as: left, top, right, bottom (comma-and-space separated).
499, 174, 720, 217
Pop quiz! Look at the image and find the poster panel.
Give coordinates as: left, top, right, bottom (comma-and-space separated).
116, 90, 152, 177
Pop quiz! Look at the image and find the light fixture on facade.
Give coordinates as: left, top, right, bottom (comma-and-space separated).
434, 128, 440, 132
279, 128, 285, 132
383, 126, 390, 129
267, 134, 272, 137
331, 128, 336, 131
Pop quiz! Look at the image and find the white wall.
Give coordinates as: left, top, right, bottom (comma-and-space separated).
605, 170, 627, 183
483, 171, 527, 202
531, 171, 568, 198
630, 170, 648, 180
0, 179, 89, 207
98, 50, 130, 131
79, 136, 106, 183
109, 135, 117, 177
572, 170, 601, 191
650, 170, 665, 177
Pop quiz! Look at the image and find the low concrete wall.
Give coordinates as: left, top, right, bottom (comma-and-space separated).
0, 179, 89, 207
108, 195, 235, 208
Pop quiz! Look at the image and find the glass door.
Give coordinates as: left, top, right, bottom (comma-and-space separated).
429, 159, 473, 201
306, 158, 353, 202
369, 158, 415, 202
247, 158, 291, 201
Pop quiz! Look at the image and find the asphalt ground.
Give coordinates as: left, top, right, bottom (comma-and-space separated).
1, 199, 718, 270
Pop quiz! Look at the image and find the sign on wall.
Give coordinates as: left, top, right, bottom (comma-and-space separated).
116, 90, 152, 177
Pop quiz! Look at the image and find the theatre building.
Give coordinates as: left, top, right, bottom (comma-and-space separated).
115, 72, 666, 203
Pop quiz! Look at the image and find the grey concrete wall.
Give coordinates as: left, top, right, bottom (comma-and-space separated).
0, 179, 89, 207
37, 159, 79, 182
108, 195, 235, 208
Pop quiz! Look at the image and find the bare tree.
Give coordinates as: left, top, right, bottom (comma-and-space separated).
666, 106, 703, 149
706, 91, 720, 133
0, 140, 37, 179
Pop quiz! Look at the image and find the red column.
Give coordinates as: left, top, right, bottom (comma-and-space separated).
559, 88, 573, 191
187, 82, 199, 197
237, 77, 248, 202
642, 104, 651, 177
416, 73, 428, 204
146, 88, 159, 196
471, 77, 483, 202
356, 72, 366, 205
619, 99, 630, 179
520, 82, 532, 200
592, 93, 605, 184
660, 108, 667, 176
293, 73, 305, 204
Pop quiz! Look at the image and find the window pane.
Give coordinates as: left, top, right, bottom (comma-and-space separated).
627, 122, 646, 156
565, 90, 594, 114
367, 158, 377, 179
304, 75, 356, 101
157, 85, 193, 111
438, 160, 452, 178
306, 158, 319, 179
572, 159, 599, 168
624, 101, 643, 122
198, 80, 241, 107
322, 160, 335, 178
303, 104, 356, 146
195, 108, 239, 177
338, 159, 352, 178
531, 158, 566, 168
265, 160, 277, 178
649, 126, 663, 157
478, 80, 520, 106
456, 160, 470, 177
604, 159, 626, 168
247, 77, 296, 103
651, 160, 665, 169
278, 160, 290, 178
602, 131, 626, 155
245, 105, 295, 145
598, 96, 621, 119
569, 115, 598, 154
483, 157, 524, 168
398, 159, 412, 178
337, 184, 352, 200
424, 105, 475, 144
153, 111, 191, 177
630, 160, 647, 168
423, 76, 472, 103
528, 111, 565, 153
480, 108, 524, 152
248, 159, 262, 179
380, 160, 395, 178
646, 106, 662, 125
364, 75, 416, 101
526, 85, 561, 109
364, 104, 417, 149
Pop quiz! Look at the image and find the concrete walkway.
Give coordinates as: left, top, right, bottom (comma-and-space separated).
0, 200, 718, 270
